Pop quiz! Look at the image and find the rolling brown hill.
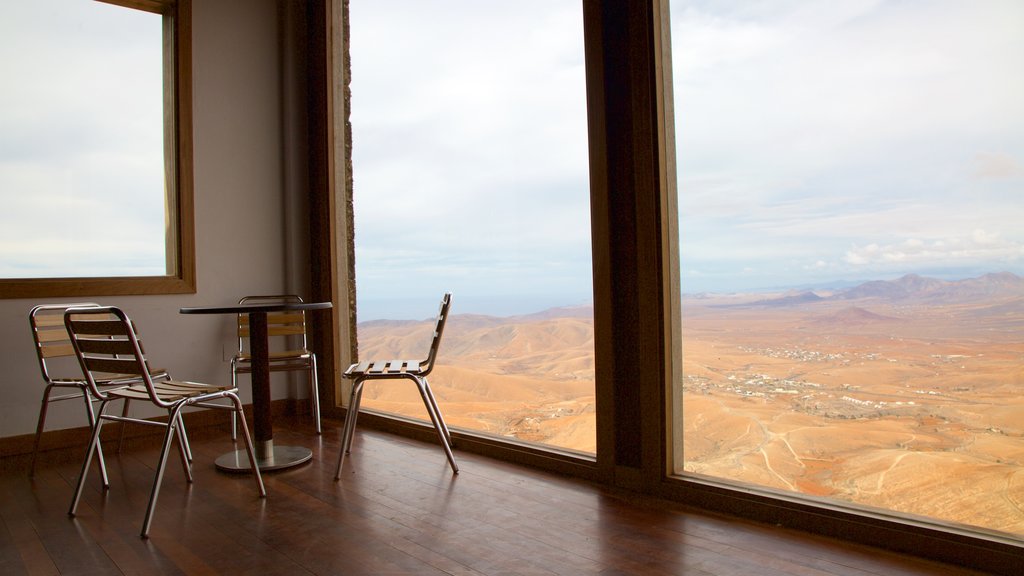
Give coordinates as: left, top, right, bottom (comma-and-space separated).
814, 306, 901, 326
356, 309, 597, 452
355, 272, 1023, 535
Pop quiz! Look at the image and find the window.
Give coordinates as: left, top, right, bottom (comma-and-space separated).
672, 0, 1024, 539
0, 0, 193, 298
349, 0, 595, 454
330, 1, 1019, 567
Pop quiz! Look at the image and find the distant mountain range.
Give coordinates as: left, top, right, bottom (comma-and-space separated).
743, 272, 1023, 307
358, 273, 1022, 327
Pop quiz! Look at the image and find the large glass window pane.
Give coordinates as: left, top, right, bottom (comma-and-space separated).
673, 1, 1024, 538
0, 1, 168, 279
350, 1, 595, 453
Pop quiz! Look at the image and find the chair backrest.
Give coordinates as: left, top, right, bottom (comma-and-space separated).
63, 306, 167, 407
236, 295, 309, 354
420, 293, 452, 376
29, 303, 101, 384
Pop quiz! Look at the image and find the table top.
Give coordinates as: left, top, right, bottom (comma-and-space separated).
180, 301, 333, 315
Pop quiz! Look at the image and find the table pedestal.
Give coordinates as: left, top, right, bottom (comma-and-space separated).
215, 440, 312, 472
180, 300, 331, 474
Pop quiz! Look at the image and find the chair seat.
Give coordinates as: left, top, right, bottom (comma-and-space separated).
346, 359, 423, 377
235, 349, 312, 363
234, 352, 315, 376
109, 380, 232, 402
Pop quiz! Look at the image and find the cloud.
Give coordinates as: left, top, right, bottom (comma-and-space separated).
0, 1, 165, 278
972, 152, 1024, 181
673, 0, 1024, 174
843, 232, 1024, 268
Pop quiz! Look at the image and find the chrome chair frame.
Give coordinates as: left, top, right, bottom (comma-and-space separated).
28, 303, 172, 483
230, 295, 321, 437
64, 306, 265, 538
335, 293, 457, 477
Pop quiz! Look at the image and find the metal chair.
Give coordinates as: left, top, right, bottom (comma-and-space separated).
335, 293, 457, 477
231, 295, 321, 438
28, 303, 170, 482
65, 306, 265, 539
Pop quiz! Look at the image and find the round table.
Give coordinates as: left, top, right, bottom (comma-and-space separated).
180, 300, 332, 472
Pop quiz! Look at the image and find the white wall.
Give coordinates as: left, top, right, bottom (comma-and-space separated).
0, 0, 310, 439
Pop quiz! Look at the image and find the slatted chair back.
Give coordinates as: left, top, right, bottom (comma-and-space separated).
230, 294, 321, 436
421, 293, 452, 376
30, 303, 102, 383
29, 303, 108, 478
64, 306, 167, 407
236, 295, 309, 355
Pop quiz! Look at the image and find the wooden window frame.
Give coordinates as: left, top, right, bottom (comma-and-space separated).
0, 0, 194, 299
641, 2, 1019, 572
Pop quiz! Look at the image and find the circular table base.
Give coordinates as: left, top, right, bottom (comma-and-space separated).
215, 445, 312, 472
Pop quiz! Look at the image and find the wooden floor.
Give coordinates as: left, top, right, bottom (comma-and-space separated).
0, 419, 983, 576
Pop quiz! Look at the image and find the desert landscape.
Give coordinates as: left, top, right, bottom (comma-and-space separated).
356, 304, 598, 452
356, 272, 1024, 537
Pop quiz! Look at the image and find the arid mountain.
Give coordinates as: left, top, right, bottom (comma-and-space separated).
814, 306, 901, 326
891, 273, 948, 294
839, 278, 917, 300
732, 272, 1023, 307
841, 272, 1023, 303
511, 304, 594, 321
360, 313, 594, 372
747, 291, 824, 307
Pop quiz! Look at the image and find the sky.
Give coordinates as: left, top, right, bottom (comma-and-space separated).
351, 0, 1023, 319
1, 1, 1019, 317
672, 0, 1024, 293
349, 0, 592, 320
0, 0, 166, 278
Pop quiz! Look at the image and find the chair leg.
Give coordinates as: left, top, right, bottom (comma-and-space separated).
229, 362, 238, 441
140, 406, 182, 539
82, 391, 111, 489
343, 380, 365, 455
335, 380, 364, 479
415, 378, 459, 474
176, 413, 193, 463
172, 413, 193, 483
117, 398, 131, 454
309, 356, 322, 435
422, 379, 453, 446
228, 392, 266, 498
29, 384, 57, 477
69, 401, 109, 517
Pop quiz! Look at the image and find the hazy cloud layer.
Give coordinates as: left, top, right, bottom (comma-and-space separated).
0, 1, 165, 278
354, 0, 1023, 315
674, 0, 1024, 292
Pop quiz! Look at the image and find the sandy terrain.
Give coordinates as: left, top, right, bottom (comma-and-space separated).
355, 275, 1024, 537
357, 313, 597, 452
679, 291, 1024, 536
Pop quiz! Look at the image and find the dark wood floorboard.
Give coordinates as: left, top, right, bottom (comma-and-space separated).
1, 418, 988, 576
